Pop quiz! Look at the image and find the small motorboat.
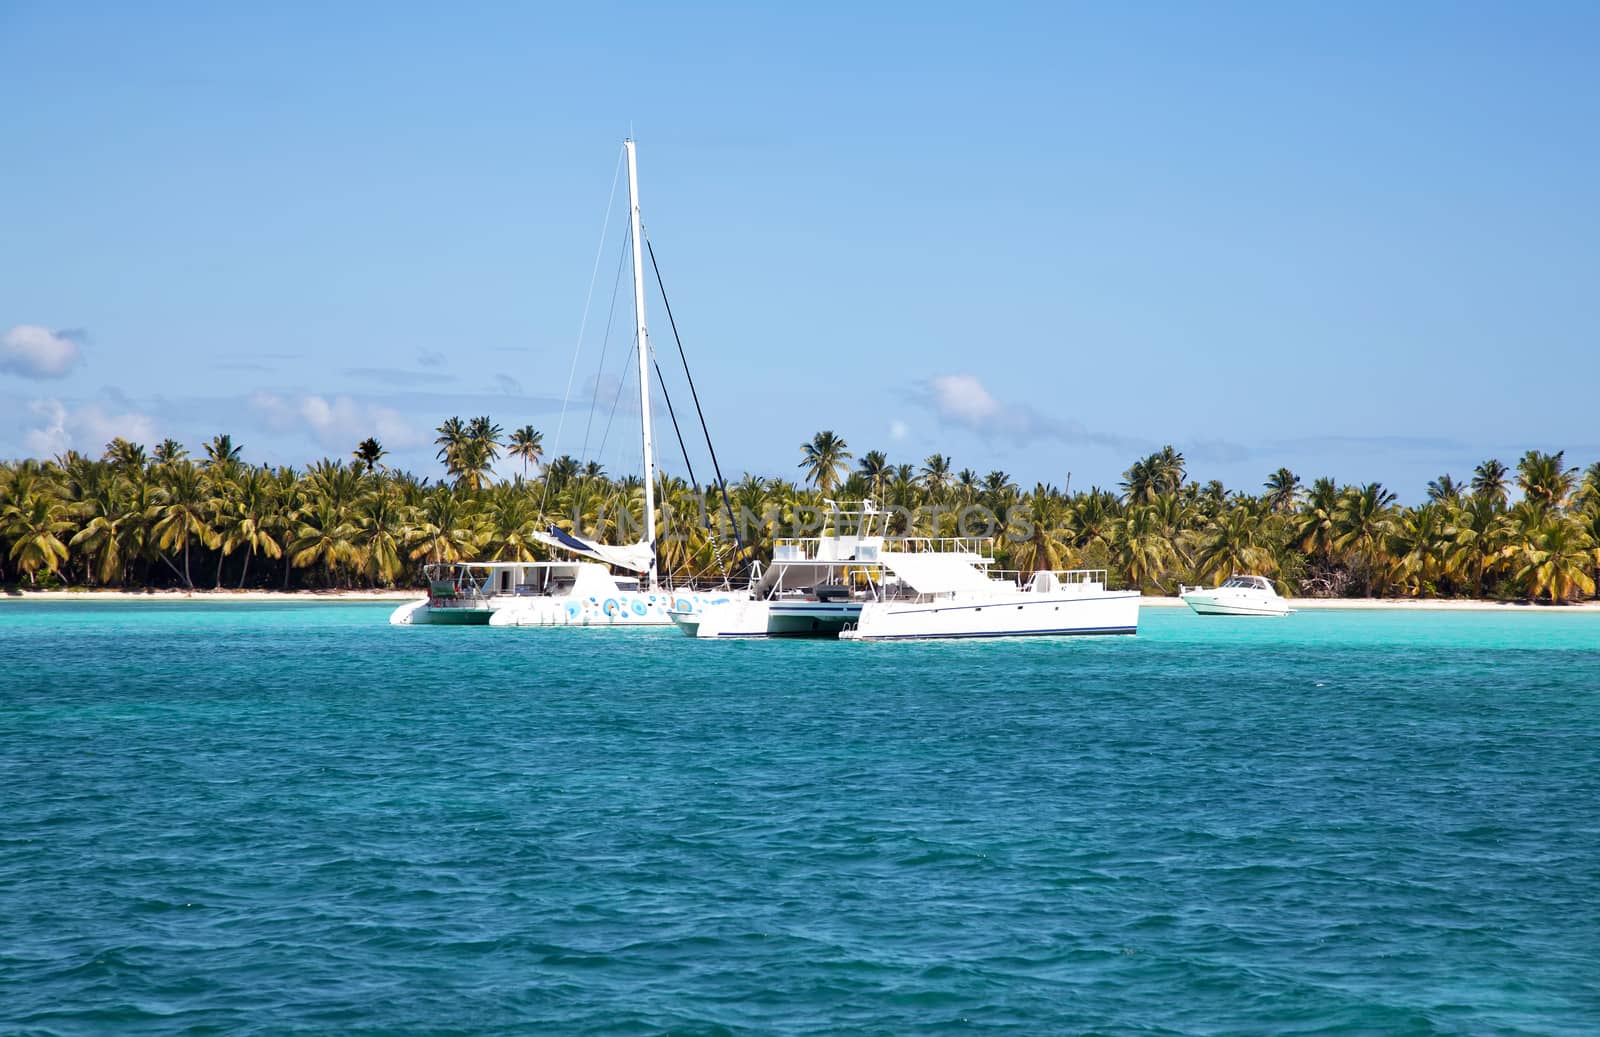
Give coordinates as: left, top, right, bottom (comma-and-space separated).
1179, 574, 1293, 617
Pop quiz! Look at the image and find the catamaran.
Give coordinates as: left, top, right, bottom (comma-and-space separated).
669, 501, 1138, 640
391, 140, 739, 627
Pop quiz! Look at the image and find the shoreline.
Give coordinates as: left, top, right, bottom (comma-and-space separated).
1142, 595, 1600, 613
3, 589, 419, 603
5, 589, 1599, 612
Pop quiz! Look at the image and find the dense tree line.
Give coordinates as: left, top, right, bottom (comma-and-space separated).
3, 420, 1598, 602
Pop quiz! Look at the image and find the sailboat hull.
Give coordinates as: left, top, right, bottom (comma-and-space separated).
391, 590, 741, 627
841, 591, 1140, 640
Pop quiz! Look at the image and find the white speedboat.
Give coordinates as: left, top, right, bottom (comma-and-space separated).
391, 138, 742, 628
1179, 575, 1293, 617
672, 502, 1138, 640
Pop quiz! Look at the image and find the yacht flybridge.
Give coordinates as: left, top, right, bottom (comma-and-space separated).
391, 139, 738, 627
670, 502, 1139, 640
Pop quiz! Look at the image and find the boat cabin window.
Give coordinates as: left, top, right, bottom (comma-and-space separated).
614, 577, 640, 592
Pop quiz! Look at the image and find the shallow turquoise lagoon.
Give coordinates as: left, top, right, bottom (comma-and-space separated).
3, 602, 1598, 1034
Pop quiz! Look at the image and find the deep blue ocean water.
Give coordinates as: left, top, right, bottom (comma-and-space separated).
2, 601, 1598, 1035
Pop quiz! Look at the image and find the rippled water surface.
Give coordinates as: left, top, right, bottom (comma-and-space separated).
3, 602, 1599, 1034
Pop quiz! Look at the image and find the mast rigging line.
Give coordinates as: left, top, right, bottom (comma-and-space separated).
579, 229, 633, 466
645, 237, 746, 563
539, 144, 626, 525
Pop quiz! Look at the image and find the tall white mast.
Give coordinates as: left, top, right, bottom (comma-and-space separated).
625, 138, 658, 590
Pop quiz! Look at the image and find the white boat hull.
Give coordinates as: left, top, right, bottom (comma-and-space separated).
670, 599, 863, 638
390, 590, 740, 627
1179, 594, 1292, 617
841, 590, 1140, 640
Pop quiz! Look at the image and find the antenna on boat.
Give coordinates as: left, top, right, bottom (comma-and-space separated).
625, 138, 659, 591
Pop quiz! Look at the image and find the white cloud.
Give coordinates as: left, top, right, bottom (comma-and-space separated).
928, 374, 1000, 426
25, 400, 69, 456
2, 325, 83, 379
250, 392, 426, 452
889, 419, 909, 441
917, 371, 1147, 452
23, 398, 157, 456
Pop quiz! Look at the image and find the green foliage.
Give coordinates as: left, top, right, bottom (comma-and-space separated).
2, 429, 1597, 601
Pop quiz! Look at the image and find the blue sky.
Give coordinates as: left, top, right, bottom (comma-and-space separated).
3, 2, 1597, 500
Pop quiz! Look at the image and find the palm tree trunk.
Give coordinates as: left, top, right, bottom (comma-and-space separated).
238, 550, 251, 590
215, 550, 225, 589
182, 539, 193, 589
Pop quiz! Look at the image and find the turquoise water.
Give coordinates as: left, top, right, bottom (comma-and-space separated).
3, 602, 1598, 1035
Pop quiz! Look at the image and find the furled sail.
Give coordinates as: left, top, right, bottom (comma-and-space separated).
534, 526, 654, 574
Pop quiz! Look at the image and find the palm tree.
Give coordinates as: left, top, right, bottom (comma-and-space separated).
289, 501, 357, 588
218, 468, 282, 589
1112, 504, 1178, 592
856, 450, 890, 502
3, 489, 72, 585
153, 438, 188, 467
1514, 515, 1597, 604
151, 461, 218, 588
1193, 506, 1277, 586
1472, 459, 1510, 506
485, 490, 541, 564
1263, 468, 1300, 514
1577, 461, 1600, 511
70, 482, 131, 587
799, 431, 851, 495
461, 416, 505, 489
1390, 503, 1454, 597
1450, 494, 1508, 599
1008, 484, 1074, 578
203, 434, 243, 468
1516, 450, 1578, 509
1425, 474, 1464, 506
508, 425, 544, 479
408, 487, 482, 566
1334, 483, 1399, 596
352, 491, 407, 585
543, 455, 580, 495
1122, 446, 1185, 506
919, 454, 952, 500
352, 437, 387, 475
103, 438, 148, 475
1292, 477, 1341, 565
434, 417, 469, 479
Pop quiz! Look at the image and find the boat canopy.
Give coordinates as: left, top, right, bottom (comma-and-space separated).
881, 552, 1001, 595
532, 526, 654, 574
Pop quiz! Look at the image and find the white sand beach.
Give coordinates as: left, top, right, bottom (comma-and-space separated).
8, 590, 1598, 612
1143, 595, 1600, 613
3, 589, 419, 603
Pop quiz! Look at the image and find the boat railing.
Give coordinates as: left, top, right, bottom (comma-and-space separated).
772, 535, 990, 562
888, 536, 993, 557
990, 569, 1111, 592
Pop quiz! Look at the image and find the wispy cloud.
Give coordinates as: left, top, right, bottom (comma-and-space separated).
249, 392, 427, 451
341, 367, 456, 387
23, 397, 157, 455
493, 373, 523, 395
914, 372, 1147, 452
2, 325, 84, 379
417, 350, 446, 368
